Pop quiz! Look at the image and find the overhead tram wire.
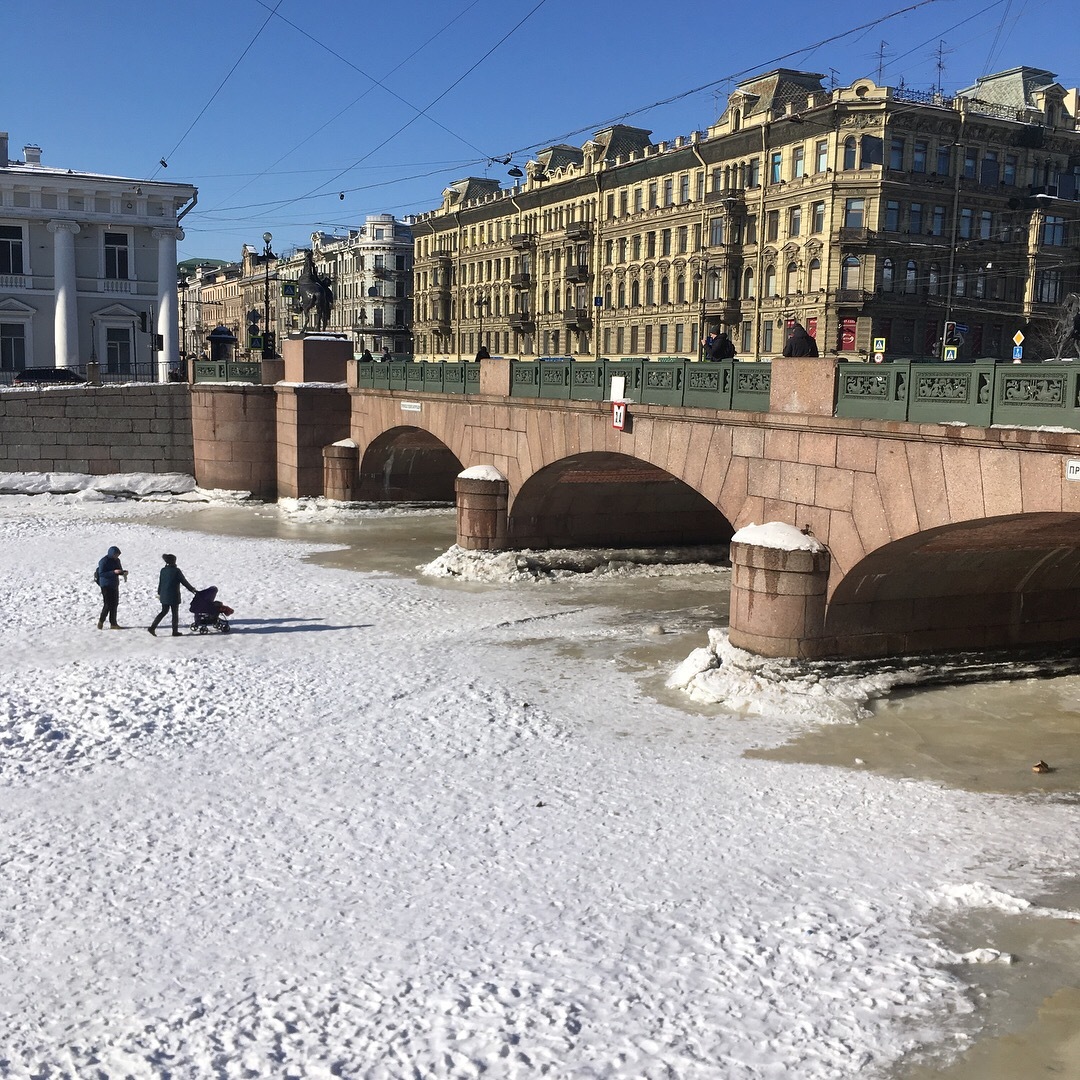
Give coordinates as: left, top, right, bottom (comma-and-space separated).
255, 0, 552, 217
149, 0, 287, 182
211, 0, 492, 211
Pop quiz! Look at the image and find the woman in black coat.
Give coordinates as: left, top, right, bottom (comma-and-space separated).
148, 554, 196, 637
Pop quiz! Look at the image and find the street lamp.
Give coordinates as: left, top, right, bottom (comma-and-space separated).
261, 231, 276, 359
476, 292, 489, 357
694, 252, 710, 360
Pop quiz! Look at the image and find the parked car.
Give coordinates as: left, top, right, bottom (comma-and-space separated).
13, 367, 87, 386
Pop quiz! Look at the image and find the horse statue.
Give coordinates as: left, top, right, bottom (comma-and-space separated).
292, 249, 335, 332
1055, 293, 1080, 360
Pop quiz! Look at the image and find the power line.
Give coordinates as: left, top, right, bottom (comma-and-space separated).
150, 0, 287, 180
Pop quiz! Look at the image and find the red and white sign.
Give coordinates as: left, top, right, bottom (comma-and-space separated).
612, 401, 627, 430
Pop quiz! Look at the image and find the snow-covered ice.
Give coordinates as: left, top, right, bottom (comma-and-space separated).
1, 477, 1079, 1078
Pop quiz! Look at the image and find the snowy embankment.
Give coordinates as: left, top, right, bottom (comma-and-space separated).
0, 476, 1078, 1078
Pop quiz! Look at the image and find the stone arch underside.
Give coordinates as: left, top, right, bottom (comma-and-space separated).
508, 452, 735, 549
824, 513, 1080, 656
356, 426, 462, 501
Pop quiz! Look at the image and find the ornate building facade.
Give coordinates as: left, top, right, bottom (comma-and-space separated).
411, 67, 1080, 361
0, 132, 196, 380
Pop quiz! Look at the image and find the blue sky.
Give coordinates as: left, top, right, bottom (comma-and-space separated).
4, 0, 1076, 264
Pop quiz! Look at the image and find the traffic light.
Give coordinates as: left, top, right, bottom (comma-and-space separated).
943, 320, 957, 343
138, 312, 148, 333
263, 331, 276, 357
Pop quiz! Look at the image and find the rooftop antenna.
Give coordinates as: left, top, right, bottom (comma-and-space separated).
829, 68, 840, 93
933, 39, 953, 97
876, 40, 889, 84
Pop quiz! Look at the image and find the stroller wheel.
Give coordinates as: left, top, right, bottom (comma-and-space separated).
219, 619, 231, 634
197, 624, 210, 635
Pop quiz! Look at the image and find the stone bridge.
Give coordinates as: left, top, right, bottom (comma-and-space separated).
192, 354, 1080, 660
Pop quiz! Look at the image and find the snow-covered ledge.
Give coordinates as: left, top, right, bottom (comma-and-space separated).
728, 521, 831, 660
455, 465, 509, 550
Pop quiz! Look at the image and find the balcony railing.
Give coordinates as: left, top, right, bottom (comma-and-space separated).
565, 222, 591, 241
510, 232, 535, 250
564, 264, 591, 284
510, 272, 531, 287
563, 308, 593, 328
509, 312, 535, 330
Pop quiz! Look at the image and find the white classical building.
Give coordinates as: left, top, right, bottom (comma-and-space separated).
0, 132, 197, 380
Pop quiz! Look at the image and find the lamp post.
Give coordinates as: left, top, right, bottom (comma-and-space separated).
261, 231, 276, 359
476, 292, 489, 357
695, 252, 710, 360
178, 277, 188, 360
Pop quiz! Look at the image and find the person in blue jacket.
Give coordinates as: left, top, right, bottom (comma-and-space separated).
148, 553, 197, 637
95, 545, 127, 629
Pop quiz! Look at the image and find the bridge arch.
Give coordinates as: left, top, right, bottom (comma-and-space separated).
356, 425, 462, 501
824, 512, 1080, 655
507, 451, 735, 549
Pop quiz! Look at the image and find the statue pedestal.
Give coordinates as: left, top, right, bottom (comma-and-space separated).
282, 334, 352, 383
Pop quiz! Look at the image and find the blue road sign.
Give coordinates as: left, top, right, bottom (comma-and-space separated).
1013, 345, 1024, 360
954, 323, 970, 333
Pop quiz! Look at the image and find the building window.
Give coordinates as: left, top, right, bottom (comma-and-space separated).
789, 206, 801, 237
889, 137, 905, 170
928, 263, 940, 295
661, 229, 672, 257
659, 324, 668, 351
909, 203, 924, 234
0, 322, 26, 369
743, 268, 755, 298
884, 201, 900, 231
646, 232, 656, 259
766, 211, 779, 241
785, 262, 798, 296
913, 140, 928, 173
936, 144, 951, 176
844, 198, 865, 228
905, 260, 917, 293
843, 137, 858, 170
811, 201, 825, 233
105, 327, 133, 374
0, 225, 24, 274
680, 174, 690, 203
634, 188, 643, 213
979, 210, 993, 240
980, 150, 999, 185
881, 258, 894, 292
677, 226, 688, 254
1003, 155, 1018, 186
841, 256, 861, 291
648, 182, 658, 209
748, 158, 761, 187
765, 265, 777, 297
959, 208, 973, 239
104, 232, 130, 279
763, 323, 774, 352
792, 146, 805, 179
770, 152, 782, 184
632, 235, 642, 261
1044, 215, 1067, 245
745, 216, 757, 244
955, 265, 966, 297
1036, 268, 1063, 304
663, 178, 674, 206
808, 258, 821, 292
815, 140, 829, 172
742, 321, 753, 352
660, 276, 670, 304
931, 206, 946, 236
963, 147, 978, 179
710, 217, 724, 246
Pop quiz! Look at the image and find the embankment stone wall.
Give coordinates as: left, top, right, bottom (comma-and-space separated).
0, 385, 194, 475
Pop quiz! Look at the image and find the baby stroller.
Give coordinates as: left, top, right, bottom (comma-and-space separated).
189, 586, 234, 634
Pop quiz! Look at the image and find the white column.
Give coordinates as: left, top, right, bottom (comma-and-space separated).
154, 226, 183, 378
47, 220, 80, 368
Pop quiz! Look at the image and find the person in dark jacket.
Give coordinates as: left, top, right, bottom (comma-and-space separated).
95, 545, 127, 630
148, 553, 196, 637
474, 345, 491, 361
782, 322, 820, 357
707, 330, 737, 360
358, 348, 374, 363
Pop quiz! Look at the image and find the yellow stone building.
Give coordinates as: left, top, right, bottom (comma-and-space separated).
411, 67, 1080, 361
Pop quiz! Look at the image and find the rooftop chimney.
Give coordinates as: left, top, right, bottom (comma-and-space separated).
23, 144, 41, 165
0, 132, 7, 167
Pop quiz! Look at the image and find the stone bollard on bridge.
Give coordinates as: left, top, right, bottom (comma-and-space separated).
456, 465, 509, 550
323, 440, 359, 501
728, 522, 830, 659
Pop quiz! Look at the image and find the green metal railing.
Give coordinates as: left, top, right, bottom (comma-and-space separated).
357, 358, 771, 412
835, 361, 1080, 429
193, 360, 262, 384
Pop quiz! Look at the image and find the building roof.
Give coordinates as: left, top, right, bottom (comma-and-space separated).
956, 66, 1062, 109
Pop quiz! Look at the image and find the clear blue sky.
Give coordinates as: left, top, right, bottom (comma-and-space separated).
4, 0, 1076, 264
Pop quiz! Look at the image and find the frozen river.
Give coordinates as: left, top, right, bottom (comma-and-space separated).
1, 485, 1078, 1078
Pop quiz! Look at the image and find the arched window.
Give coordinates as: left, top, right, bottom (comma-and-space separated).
785, 262, 799, 296
708, 269, 722, 301
905, 260, 917, 294
764, 264, 777, 297
808, 258, 821, 292
645, 277, 655, 305
843, 137, 858, 170
955, 265, 966, 297
618, 281, 626, 308
604, 283, 612, 307
928, 263, 940, 296
676, 275, 686, 304
975, 268, 986, 298
660, 275, 670, 304
881, 258, 894, 292
743, 267, 755, 298
732, 108, 742, 132
841, 256, 861, 290
631, 280, 640, 306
